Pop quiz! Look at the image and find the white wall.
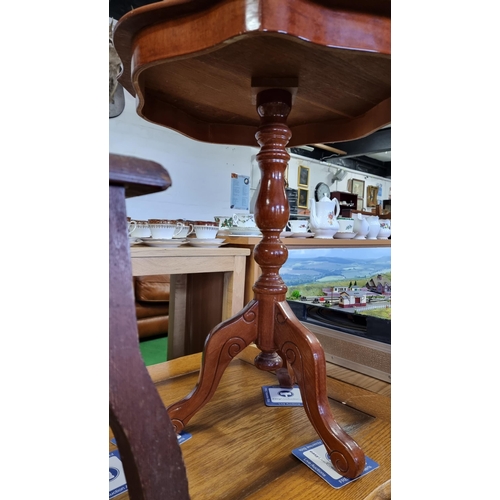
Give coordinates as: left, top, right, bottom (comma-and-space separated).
282, 155, 391, 212
110, 90, 391, 220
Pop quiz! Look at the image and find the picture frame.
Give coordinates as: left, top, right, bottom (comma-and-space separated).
356, 198, 364, 211
298, 165, 310, 187
350, 178, 365, 198
298, 188, 309, 209
366, 185, 378, 207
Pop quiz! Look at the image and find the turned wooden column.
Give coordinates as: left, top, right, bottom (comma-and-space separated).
252, 89, 292, 372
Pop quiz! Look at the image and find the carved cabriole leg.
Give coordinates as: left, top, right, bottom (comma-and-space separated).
274, 300, 366, 479
252, 89, 365, 479
167, 300, 258, 432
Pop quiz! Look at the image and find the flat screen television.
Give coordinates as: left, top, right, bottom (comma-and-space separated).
283, 246, 391, 345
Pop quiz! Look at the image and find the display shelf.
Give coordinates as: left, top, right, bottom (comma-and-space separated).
330, 191, 358, 216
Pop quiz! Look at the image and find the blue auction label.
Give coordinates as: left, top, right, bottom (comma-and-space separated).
292, 440, 379, 488
109, 450, 128, 499
262, 385, 303, 406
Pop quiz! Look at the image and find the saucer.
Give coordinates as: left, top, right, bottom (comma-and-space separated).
229, 226, 261, 234
280, 231, 292, 238
229, 227, 262, 237
129, 237, 143, 246
141, 238, 188, 248
290, 232, 314, 238
188, 238, 226, 248
333, 232, 356, 239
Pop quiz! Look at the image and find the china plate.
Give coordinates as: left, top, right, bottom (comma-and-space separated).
333, 232, 356, 239
228, 233, 263, 237
141, 238, 188, 248
129, 238, 143, 246
228, 229, 262, 237
188, 238, 226, 248
290, 232, 315, 238
229, 227, 261, 235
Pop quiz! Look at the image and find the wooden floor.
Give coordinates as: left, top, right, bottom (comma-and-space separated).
110, 344, 390, 499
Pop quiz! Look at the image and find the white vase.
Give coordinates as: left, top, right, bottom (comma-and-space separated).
366, 215, 381, 240
353, 213, 369, 240
377, 219, 391, 239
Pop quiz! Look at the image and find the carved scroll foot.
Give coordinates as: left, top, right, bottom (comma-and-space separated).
274, 301, 366, 479
167, 300, 259, 432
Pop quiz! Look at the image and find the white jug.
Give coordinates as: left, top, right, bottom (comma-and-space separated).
366, 215, 381, 240
353, 213, 370, 240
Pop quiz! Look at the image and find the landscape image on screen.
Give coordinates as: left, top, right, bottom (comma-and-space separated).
283, 247, 391, 319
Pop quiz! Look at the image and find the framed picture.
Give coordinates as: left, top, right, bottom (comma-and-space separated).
298, 165, 310, 187
356, 198, 364, 211
366, 185, 378, 207
350, 179, 365, 198
298, 188, 309, 208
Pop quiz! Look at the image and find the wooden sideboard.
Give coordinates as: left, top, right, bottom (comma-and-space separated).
224, 236, 391, 305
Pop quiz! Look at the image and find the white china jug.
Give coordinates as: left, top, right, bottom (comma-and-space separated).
309, 194, 340, 238
353, 213, 370, 240
366, 215, 381, 240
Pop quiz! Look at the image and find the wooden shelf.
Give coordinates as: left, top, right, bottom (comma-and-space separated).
224, 236, 390, 247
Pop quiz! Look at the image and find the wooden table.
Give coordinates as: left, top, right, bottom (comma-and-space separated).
114, 0, 390, 481
224, 236, 391, 305
110, 344, 391, 500
130, 246, 250, 359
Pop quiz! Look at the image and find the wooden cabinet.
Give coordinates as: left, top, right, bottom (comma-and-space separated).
330, 191, 357, 216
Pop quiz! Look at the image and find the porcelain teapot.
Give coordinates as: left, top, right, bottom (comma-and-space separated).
309, 194, 340, 238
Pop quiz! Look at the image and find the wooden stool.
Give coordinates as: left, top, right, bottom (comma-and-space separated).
109, 153, 189, 499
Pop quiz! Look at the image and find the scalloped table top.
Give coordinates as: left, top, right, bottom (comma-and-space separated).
113, 0, 391, 147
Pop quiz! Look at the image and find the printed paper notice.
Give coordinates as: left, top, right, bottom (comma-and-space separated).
230, 173, 250, 210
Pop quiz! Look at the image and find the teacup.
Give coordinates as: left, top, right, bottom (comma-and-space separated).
126, 217, 137, 237
130, 220, 151, 238
148, 219, 183, 239
337, 217, 355, 233
232, 213, 256, 228
194, 223, 219, 239
287, 219, 309, 233
214, 215, 234, 229
174, 220, 194, 239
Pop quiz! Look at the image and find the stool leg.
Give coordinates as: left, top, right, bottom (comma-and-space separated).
274, 300, 366, 479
